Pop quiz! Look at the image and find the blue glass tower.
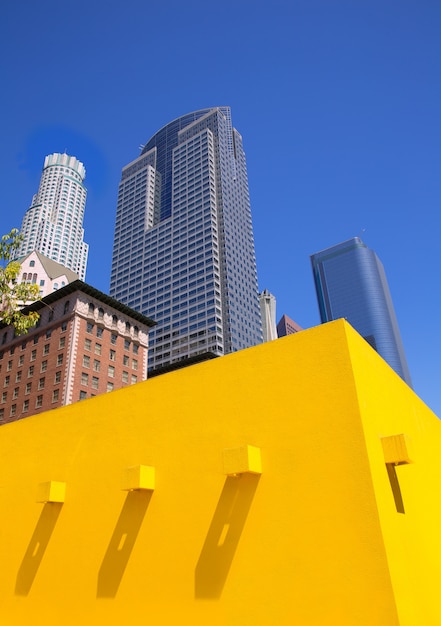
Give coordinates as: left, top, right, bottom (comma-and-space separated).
110, 107, 262, 371
311, 238, 412, 386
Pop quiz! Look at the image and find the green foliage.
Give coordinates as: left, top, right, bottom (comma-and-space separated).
0, 229, 40, 334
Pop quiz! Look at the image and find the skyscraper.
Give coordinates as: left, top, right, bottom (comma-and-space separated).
110, 107, 262, 371
311, 237, 412, 386
13, 153, 89, 279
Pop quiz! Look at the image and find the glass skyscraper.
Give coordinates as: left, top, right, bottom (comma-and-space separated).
110, 107, 262, 371
311, 237, 412, 386
13, 153, 89, 280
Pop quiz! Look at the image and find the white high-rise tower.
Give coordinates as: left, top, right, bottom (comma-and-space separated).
259, 289, 277, 341
14, 153, 89, 279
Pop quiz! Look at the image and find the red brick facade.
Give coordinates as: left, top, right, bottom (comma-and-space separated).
0, 281, 154, 424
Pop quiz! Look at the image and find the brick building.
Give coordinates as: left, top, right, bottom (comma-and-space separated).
277, 314, 302, 337
0, 280, 155, 424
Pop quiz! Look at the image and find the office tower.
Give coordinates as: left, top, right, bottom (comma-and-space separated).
0, 280, 154, 423
13, 153, 89, 279
110, 107, 262, 371
310, 237, 412, 386
259, 289, 277, 341
277, 314, 302, 337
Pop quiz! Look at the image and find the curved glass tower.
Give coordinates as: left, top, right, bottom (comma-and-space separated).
110, 107, 262, 371
14, 153, 89, 280
311, 237, 412, 386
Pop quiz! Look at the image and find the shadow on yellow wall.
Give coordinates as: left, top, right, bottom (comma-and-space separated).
97, 490, 153, 597
15, 502, 63, 596
195, 473, 260, 598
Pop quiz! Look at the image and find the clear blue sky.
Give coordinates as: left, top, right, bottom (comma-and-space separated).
1, 0, 440, 415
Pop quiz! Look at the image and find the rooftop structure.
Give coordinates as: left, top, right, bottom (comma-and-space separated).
17, 250, 79, 298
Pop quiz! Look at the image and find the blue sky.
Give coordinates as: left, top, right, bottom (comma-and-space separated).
1, 0, 440, 415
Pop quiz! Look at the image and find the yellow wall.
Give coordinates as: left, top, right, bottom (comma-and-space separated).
0, 319, 439, 625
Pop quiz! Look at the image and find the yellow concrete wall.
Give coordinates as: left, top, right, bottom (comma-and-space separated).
0, 320, 439, 625
345, 324, 441, 626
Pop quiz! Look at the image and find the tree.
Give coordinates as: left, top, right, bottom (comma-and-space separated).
0, 229, 40, 334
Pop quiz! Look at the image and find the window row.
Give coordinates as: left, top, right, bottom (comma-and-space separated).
0, 390, 60, 419
85, 323, 139, 353
80, 370, 138, 385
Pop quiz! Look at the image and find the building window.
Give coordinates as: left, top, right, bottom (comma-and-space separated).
46, 328, 52, 338
86, 322, 94, 334
30, 349, 37, 361
111, 334, 117, 345
89, 303, 95, 316
93, 359, 100, 372
4, 375, 10, 387
29, 260, 35, 267
54, 371, 61, 384
61, 322, 67, 332
106, 382, 114, 392
28, 366, 34, 378
9, 346, 15, 355
33, 335, 39, 345
85, 338, 92, 351
43, 344, 50, 355
57, 354, 63, 366
7, 360, 12, 371
92, 376, 99, 390
38, 377, 45, 390
64, 301, 70, 315
81, 373, 89, 386
13, 387, 19, 399
96, 327, 103, 338
134, 326, 139, 338
124, 339, 130, 351
23, 400, 29, 412
79, 391, 87, 400
125, 322, 131, 333
131, 375, 137, 384
112, 315, 118, 328
0, 408, 4, 421
59, 337, 66, 349
109, 349, 116, 361
122, 371, 129, 383
18, 355, 24, 366
21, 341, 26, 351
25, 382, 32, 395
133, 344, 139, 355
1, 391, 6, 403
36, 395, 43, 408
132, 359, 138, 370
98, 308, 104, 320
108, 365, 115, 378
123, 355, 129, 366
83, 355, 90, 368
52, 389, 59, 403
95, 343, 102, 355
16, 371, 22, 382
10, 404, 16, 417
41, 360, 48, 372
